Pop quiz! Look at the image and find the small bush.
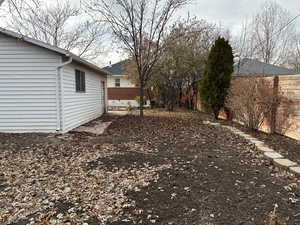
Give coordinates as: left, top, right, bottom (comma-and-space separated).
226, 76, 294, 132
135, 96, 141, 106
226, 76, 274, 130
135, 95, 149, 108
127, 101, 133, 111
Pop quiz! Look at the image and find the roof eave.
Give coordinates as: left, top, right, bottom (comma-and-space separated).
0, 28, 67, 55
70, 54, 111, 76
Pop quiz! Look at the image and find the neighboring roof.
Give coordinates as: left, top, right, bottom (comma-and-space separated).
233, 58, 297, 76
103, 60, 129, 75
0, 27, 110, 76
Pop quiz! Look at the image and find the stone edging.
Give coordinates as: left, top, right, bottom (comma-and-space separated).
203, 121, 300, 176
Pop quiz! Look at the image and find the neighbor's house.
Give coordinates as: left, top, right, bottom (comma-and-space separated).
0, 28, 109, 133
104, 60, 150, 110
233, 58, 298, 76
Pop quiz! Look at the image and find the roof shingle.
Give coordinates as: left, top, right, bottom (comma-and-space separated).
233, 58, 297, 76
103, 60, 129, 75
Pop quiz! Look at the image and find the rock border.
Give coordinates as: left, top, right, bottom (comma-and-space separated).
203, 121, 300, 177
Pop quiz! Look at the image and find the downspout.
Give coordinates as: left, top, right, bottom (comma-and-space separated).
56, 55, 73, 132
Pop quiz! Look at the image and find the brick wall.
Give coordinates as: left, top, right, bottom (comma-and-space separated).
108, 88, 140, 100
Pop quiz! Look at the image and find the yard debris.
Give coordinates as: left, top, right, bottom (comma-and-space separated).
0, 131, 171, 224
0, 110, 299, 224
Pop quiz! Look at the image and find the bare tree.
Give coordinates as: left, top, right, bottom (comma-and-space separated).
6, 0, 106, 60
164, 18, 222, 110
1, 0, 37, 17
234, 1, 295, 66
85, 0, 189, 117
251, 1, 294, 65
233, 19, 256, 70
6, 0, 38, 14
287, 34, 300, 73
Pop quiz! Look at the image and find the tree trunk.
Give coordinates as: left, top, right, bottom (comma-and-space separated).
146, 89, 153, 109
179, 89, 183, 107
213, 108, 219, 120
270, 76, 279, 134
224, 106, 233, 121
139, 82, 144, 117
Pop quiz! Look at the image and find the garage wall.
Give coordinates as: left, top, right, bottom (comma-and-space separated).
0, 34, 60, 132
62, 62, 107, 132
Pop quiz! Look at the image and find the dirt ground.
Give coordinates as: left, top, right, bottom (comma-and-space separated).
0, 109, 300, 225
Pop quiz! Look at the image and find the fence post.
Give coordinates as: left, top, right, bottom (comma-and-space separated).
270, 76, 279, 134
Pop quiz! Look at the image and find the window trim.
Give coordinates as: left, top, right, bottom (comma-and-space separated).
115, 78, 121, 87
75, 69, 86, 93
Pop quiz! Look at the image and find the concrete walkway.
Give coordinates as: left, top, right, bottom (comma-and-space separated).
73, 111, 128, 135
204, 121, 300, 176
74, 120, 112, 135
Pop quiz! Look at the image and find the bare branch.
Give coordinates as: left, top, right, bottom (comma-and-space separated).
84, 0, 189, 116
6, 0, 107, 61
234, 1, 295, 65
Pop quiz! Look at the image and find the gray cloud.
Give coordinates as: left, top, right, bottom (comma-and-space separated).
68, 0, 300, 34
180, 0, 300, 34
40, 0, 300, 65
103, 0, 300, 65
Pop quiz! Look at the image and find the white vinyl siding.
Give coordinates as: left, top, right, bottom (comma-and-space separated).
107, 75, 136, 88
0, 34, 60, 132
62, 63, 106, 132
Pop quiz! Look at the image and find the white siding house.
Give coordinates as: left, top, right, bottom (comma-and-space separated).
104, 60, 150, 109
107, 74, 136, 88
107, 74, 140, 108
62, 63, 107, 132
0, 28, 108, 133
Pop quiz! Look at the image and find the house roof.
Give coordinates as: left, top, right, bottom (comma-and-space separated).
0, 27, 110, 76
103, 60, 129, 75
233, 58, 297, 76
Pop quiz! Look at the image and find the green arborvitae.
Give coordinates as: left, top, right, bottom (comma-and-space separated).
199, 37, 234, 119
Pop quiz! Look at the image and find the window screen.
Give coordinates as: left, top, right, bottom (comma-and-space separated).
75, 69, 86, 92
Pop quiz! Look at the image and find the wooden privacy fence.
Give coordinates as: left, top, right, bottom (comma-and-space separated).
274, 74, 300, 140
195, 74, 300, 141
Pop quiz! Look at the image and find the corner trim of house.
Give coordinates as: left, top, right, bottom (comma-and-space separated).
56, 56, 73, 132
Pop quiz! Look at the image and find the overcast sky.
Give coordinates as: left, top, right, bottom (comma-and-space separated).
181, 0, 300, 35
104, 0, 300, 66
3, 0, 300, 66
105, 0, 300, 66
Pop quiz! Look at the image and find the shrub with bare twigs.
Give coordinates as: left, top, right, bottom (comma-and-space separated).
226, 75, 294, 132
